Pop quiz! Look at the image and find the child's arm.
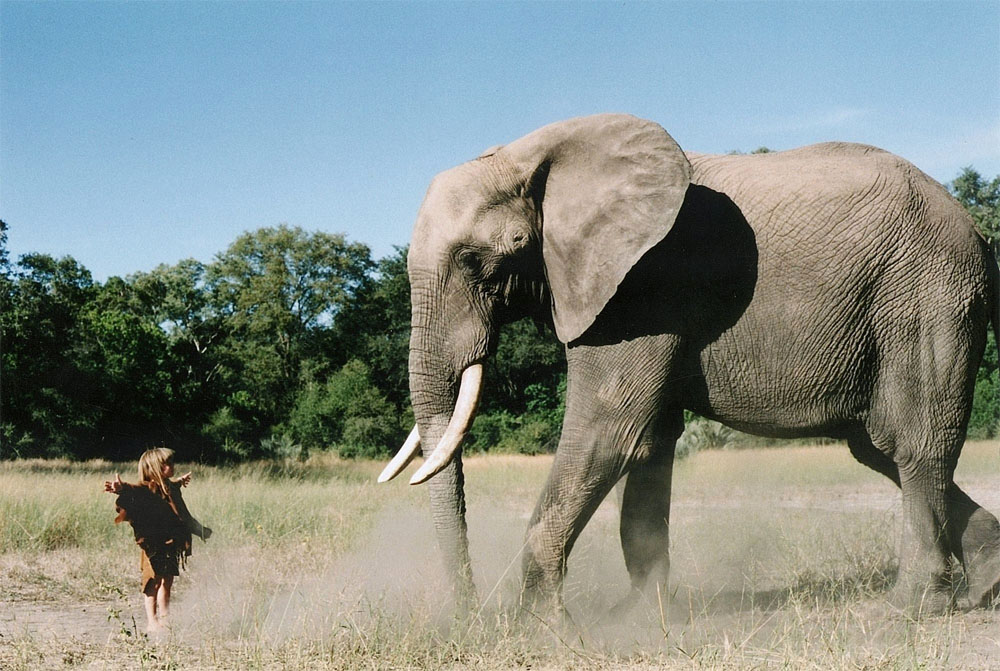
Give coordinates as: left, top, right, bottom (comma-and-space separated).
188, 516, 212, 541
169, 479, 212, 541
103, 473, 124, 494
105, 475, 142, 527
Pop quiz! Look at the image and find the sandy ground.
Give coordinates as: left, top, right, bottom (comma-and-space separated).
2, 452, 999, 669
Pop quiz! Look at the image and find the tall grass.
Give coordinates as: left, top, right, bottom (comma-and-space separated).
1, 443, 998, 670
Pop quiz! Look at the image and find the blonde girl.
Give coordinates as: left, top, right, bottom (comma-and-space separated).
104, 447, 212, 632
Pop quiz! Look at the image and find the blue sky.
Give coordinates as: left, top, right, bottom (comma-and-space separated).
3, 1, 998, 282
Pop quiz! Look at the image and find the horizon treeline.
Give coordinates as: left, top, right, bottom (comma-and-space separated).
1, 168, 998, 461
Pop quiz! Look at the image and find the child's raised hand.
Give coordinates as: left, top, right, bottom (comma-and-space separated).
104, 473, 123, 494
178, 472, 192, 487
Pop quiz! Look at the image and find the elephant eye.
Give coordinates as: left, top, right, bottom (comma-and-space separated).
456, 248, 482, 275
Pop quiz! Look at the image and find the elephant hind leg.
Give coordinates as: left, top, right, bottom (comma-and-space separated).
846, 429, 900, 486
891, 457, 957, 615
863, 309, 995, 614
857, 422, 957, 613
614, 434, 677, 616
946, 484, 1000, 608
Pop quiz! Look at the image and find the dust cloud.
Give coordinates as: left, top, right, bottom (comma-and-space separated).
176, 500, 542, 643
171, 490, 834, 653
1, 478, 908, 658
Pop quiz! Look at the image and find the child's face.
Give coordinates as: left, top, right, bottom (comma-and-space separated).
161, 461, 175, 478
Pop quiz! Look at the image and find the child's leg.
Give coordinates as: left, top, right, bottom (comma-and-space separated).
156, 575, 174, 628
143, 578, 162, 632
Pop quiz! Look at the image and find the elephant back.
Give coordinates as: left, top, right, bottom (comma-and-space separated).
686, 143, 980, 257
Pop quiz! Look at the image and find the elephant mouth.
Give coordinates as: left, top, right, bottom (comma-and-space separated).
377, 363, 484, 485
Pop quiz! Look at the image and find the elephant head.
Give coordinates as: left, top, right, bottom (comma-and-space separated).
380, 114, 692, 598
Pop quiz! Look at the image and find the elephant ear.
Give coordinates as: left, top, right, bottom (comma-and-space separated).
504, 114, 692, 343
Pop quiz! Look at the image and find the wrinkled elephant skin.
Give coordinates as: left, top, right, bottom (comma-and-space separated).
391, 114, 1000, 618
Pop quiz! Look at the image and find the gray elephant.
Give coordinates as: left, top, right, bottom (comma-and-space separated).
379, 114, 1000, 617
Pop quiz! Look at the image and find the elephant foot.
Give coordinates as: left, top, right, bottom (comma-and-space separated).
966, 560, 1000, 609
600, 582, 673, 626
601, 587, 642, 624
961, 531, 1000, 609
516, 600, 587, 650
888, 576, 956, 618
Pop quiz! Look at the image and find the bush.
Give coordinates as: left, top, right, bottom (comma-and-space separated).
0, 424, 35, 460
201, 406, 252, 448
494, 415, 559, 455
466, 409, 560, 455
968, 331, 999, 439
288, 359, 405, 457
338, 415, 402, 459
258, 433, 305, 461
676, 417, 738, 458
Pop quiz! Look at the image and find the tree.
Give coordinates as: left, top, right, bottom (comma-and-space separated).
203, 225, 374, 442
951, 167, 1000, 261
128, 260, 227, 448
0, 219, 9, 271
488, 318, 564, 416
72, 277, 173, 455
332, 246, 411, 408
0, 254, 98, 457
288, 359, 404, 457
951, 168, 1000, 438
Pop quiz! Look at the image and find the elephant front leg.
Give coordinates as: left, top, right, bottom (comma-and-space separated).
520, 444, 622, 620
520, 340, 677, 621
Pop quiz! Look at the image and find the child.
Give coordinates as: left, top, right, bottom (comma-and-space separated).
104, 447, 212, 633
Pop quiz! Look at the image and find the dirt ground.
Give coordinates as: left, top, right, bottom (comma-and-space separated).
2, 448, 999, 670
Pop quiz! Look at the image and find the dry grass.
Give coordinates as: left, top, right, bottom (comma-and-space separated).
1, 442, 998, 670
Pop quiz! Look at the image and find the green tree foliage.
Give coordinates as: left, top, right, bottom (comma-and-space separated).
969, 330, 999, 439
950, 168, 1000, 438
128, 260, 225, 444
464, 317, 566, 455
204, 225, 374, 443
288, 359, 405, 458
332, 246, 411, 408
951, 167, 1000, 261
1, 253, 98, 457
73, 278, 172, 452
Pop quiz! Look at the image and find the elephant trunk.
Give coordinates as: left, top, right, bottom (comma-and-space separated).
409, 364, 482, 484
406, 319, 478, 605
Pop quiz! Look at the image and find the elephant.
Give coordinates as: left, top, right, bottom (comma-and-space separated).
378, 113, 1000, 618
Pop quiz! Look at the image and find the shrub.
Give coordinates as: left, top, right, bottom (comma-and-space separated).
338, 415, 402, 459
201, 406, 251, 448
466, 409, 560, 455
968, 332, 999, 439
258, 433, 305, 461
494, 415, 559, 455
288, 359, 405, 457
676, 417, 738, 458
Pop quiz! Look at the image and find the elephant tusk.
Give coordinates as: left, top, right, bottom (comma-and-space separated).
377, 425, 421, 483
409, 364, 483, 485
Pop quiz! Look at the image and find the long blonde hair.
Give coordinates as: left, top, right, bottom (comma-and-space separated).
138, 447, 174, 498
